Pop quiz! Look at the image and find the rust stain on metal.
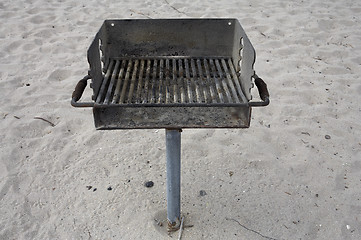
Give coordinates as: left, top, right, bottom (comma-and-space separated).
167, 218, 181, 232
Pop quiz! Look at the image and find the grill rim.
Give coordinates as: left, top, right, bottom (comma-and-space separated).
92, 102, 251, 108
93, 105, 252, 129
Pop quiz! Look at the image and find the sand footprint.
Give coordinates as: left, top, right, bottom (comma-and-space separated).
4, 40, 23, 53
48, 69, 71, 82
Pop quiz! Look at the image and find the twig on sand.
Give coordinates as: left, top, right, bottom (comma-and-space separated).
178, 217, 184, 240
225, 217, 278, 240
34, 117, 55, 127
129, 9, 152, 19
164, 0, 189, 16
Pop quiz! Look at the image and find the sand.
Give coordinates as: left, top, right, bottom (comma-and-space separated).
1, 0, 361, 239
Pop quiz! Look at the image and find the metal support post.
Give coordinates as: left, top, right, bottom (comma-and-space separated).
166, 128, 181, 231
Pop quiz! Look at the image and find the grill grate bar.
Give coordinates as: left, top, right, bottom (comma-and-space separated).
142, 60, 151, 103
228, 59, 247, 103
165, 59, 171, 104
221, 59, 240, 103
135, 60, 145, 103
150, 60, 158, 103
209, 59, 224, 103
184, 59, 193, 103
214, 59, 232, 103
191, 59, 203, 103
96, 59, 114, 103
104, 60, 121, 104
158, 59, 164, 103
196, 59, 209, 103
119, 60, 133, 103
203, 59, 217, 103
172, 59, 178, 103
128, 59, 139, 103
178, 59, 186, 103
112, 60, 126, 103
99, 57, 246, 105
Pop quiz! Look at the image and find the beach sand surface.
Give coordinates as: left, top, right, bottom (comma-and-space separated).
1, 0, 361, 239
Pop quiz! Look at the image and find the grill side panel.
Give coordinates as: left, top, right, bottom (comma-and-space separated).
93, 106, 251, 129
103, 19, 235, 59
232, 20, 255, 100
88, 33, 105, 99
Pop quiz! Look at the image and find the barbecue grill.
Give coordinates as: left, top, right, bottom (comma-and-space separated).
71, 19, 269, 232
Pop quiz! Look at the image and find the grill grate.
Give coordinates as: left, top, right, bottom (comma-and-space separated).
95, 57, 247, 105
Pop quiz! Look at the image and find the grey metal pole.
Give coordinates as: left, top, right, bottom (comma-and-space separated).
166, 128, 181, 231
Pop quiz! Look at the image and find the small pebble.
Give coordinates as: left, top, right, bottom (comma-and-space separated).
26, 83, 30, 86
107, 186, 112, 191
199, 190, 207, 196
145, 181, 154, 188
325, 135, 331, 139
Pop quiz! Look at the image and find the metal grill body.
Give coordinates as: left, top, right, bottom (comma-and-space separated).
93, 57, 251, 129
85, 19, 257, 129
71, 19, 270, 232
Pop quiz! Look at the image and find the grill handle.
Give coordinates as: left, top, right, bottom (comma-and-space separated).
249, 75, 270, 107
71, 75, 95, 107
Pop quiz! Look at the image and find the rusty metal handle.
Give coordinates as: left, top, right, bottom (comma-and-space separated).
71, 75, 94, 107
249, 75, 270, 107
